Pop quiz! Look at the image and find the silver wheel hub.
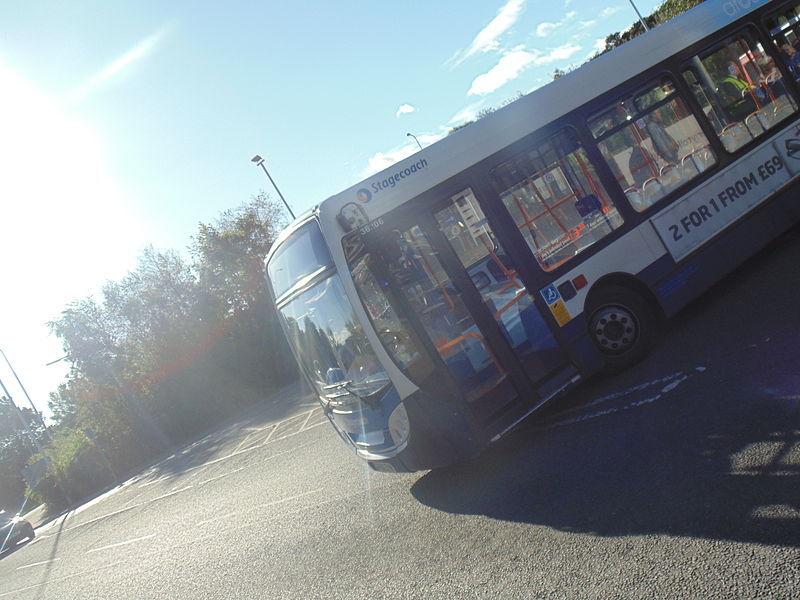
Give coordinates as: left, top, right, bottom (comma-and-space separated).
591, 304, 638, 354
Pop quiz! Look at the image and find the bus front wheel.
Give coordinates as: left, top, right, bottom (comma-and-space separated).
587, 285, 657, 373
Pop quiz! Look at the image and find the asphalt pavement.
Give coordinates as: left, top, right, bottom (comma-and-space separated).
0, 228, 798, 599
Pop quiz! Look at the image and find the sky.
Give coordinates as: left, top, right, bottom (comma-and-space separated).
0, 0, 665, 418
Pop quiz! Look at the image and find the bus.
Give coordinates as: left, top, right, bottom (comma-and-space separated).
265, 0, 800, 472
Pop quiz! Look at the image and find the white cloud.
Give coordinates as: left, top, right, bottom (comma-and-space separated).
449, 0, 526, 66
535, 11, 577, 38
361, 133, 446, 177
467, 42, 582, 95
583, 37, 609, 61
396, 103, 416, 117
601, 7, 622, 18
468, 48, 537, 95
448, 99, 489, 125
544, 42, 581, 63
67, 25, 170, 103
363, 149, 415, 176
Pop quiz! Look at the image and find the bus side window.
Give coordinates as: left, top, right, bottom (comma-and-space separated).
682, 27, 798, 154
588, 76, 715, 213
765, 3, 800, 81
491, 128, 624, 272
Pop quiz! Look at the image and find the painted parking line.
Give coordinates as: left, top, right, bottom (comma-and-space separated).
15, 558, 60, 570
195, 488, 323, 527
268, 413, 307, 439
549, 367, 706, 428
150, 486, 194, 502
197, 467, 244, 486
86, 534, 155, 554
65, 504, 140, 532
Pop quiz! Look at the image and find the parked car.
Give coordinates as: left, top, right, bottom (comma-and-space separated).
0, 510, 35, 551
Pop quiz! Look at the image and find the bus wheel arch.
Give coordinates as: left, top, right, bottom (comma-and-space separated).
584, 275, 663, 373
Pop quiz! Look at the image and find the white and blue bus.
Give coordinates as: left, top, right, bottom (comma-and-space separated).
265, 0, 800, 471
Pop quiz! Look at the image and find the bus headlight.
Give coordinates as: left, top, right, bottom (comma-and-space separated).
387, 402, 410, 446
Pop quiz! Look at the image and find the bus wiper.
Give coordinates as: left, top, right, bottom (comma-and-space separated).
321, 379, 387, 409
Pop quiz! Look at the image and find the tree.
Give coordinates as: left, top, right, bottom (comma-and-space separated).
41, 194, 296, 510
0, 398, 45, 509
592, 0, 706, 58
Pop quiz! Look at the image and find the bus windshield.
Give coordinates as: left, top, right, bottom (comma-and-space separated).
267, 222, 333, 299
277, 266, 389, 401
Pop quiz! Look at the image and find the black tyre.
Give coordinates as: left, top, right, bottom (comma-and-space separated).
587, 285, 658, 373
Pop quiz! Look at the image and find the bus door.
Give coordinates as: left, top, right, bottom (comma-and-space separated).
381, 187, 571, 431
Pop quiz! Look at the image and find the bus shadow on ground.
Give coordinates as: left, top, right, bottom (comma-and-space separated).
410, 383, 799, 547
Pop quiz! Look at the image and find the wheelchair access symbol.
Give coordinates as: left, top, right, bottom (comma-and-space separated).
541, 284, 561, 305
540, 283, 572, 327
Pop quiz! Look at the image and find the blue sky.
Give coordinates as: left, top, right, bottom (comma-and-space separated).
0, 0, 664, 416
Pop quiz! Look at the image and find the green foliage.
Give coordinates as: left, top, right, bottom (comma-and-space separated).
39, 194, 297, 510
28, 429, 114, 508
592, 0, 707, 59
0, 399, 45, 509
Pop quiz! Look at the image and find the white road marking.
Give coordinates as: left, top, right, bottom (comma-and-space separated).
150, 486, 194, 502
198, 467, 244, 486
551, 369, 702, 428
65, 504, 140, 531
86, 534, 155, 554
299, 409, 315, 431
195, 488, 323, 526
15, 558, 60, 570
660, 375, 689, 394
578, 371, 685, 411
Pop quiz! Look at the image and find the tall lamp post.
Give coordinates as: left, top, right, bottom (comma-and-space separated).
251, 155, 295, 220
406, 132, 423, 150
0, 348, 49, 437
627, 0, 650, 32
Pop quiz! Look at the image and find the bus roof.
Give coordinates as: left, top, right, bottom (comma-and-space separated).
301, 0, 766, 239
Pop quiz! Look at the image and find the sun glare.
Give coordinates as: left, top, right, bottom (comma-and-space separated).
0, 61, 142, 412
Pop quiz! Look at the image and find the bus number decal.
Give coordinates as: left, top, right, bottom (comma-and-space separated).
358, 217, 384, 235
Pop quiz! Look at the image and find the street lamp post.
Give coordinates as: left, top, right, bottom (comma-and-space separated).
251, 155, 296, 220
1, 377, 73, 505
406, 132, 423, 150
0, 348, 49, 437
0, 377, 50, 477
627, 0, 650, 32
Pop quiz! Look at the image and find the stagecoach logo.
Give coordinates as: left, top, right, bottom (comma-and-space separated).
361, 158, 430, 200
723, 0, 765, 17
356, 188, 372, 203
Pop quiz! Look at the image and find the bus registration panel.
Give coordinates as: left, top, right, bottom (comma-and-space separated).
650, 128, 800, 262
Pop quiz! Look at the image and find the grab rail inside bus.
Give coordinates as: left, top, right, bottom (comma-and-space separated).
436, 332, 504, 373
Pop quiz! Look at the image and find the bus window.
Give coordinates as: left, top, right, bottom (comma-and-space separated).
267, 223, 332, 299
349, 251, 434, 383
373, 225, 506, 400
589, 76, 715, 212
766, 3, 800, 84
433, 189, 562, 382
491, 128, 624, 272
682, 28, 798, 153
